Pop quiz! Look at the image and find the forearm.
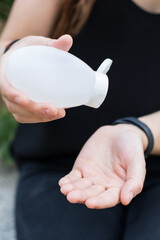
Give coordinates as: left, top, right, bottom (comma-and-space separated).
139, 111, 160, 155
0, 0, 61, 55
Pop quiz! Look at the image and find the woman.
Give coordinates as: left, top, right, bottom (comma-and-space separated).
0, 0, 160, 239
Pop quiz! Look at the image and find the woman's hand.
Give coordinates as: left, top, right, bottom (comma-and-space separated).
0, 35, 73, 123
59, 124, 148, 209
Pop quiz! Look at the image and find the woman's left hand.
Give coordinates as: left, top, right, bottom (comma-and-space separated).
59, 124, 148, 209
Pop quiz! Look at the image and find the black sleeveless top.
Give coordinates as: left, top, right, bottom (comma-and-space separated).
11, 0, 160, 169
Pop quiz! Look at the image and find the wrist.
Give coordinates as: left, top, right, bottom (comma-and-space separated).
113, 123, 148, 151
133, 124, 148, 152
112, 117, 154, 157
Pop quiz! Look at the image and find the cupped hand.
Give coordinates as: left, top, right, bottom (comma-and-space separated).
0, 35, 73, 123
59, 124, 147, 209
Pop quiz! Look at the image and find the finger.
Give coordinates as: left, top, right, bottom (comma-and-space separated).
49, 34, 73, 52
120, 179, 144, 206
8, 35, 73, 53
4, 99, 34, 116
1, 35, 73, 107
9, 35, 73, 54
59, 169, 82, 187
0, 55, 29, 106
4, 96, 65, 117
12, 114, 61, 123
25, 101, 58, 117
1, 82, 29, 106
120, 153, 146, 206
4, 99, 66, 124
67, 185, 105, 204
85, 187, 120, 209
60, 178, 93, 195
18, 100, 65, 119
12, 107, 66, 123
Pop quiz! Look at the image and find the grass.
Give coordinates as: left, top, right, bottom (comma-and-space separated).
0, 0, 13, 20
0, 0, 17, 164
0, 0, 13, 31
0, 106, 18, 164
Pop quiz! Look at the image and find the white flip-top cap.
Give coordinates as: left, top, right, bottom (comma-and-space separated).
85, 59, 113, 108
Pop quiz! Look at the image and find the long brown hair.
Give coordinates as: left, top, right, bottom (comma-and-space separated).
53, 0, 96, 38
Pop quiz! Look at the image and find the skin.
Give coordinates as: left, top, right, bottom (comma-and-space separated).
0, 35, 73, 123
132, 0, 160, 13
59, 112, 160, 209
0, 0, 160, 209
0, 0, 73, 123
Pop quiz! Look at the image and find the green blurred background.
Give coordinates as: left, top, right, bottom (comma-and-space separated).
0, 0, 13, 29
0, 0, 18, 164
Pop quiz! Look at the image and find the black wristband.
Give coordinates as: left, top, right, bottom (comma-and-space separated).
3, 39, 20, 54
112, 117, 154, 158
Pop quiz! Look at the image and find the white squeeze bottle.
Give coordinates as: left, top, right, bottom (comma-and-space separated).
6, 46, 112, 108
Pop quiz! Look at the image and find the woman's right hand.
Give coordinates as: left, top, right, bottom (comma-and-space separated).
0, 35, 73, 123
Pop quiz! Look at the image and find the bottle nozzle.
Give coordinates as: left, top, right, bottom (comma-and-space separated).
97, 58, 113, 74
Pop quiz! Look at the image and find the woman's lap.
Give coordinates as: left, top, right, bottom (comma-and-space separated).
15, 159, 160, 240
15, 163, 125, 240
123, 160, 160, 240
123, 183, 160, 240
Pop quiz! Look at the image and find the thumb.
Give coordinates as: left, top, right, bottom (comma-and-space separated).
120, 153, 146, 206
1, 34, 73, 104
49, 34, 73, 52
6, 34, 73, 54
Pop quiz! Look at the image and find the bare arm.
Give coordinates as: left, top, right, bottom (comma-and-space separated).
0, 0, 61, 54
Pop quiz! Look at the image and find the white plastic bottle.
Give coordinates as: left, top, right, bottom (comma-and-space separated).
6, 46, 112, 108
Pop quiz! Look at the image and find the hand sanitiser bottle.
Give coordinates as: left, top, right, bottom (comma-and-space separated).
6, 46, 112, 108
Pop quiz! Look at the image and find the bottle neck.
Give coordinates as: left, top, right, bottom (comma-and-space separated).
85, 72, 109, 108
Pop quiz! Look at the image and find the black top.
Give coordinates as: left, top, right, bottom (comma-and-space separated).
11, 0, 160, 169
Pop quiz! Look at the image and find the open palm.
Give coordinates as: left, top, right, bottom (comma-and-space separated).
59, 125, 146, 209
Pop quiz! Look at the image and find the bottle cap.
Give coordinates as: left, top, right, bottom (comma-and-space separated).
85, 59, 112, 108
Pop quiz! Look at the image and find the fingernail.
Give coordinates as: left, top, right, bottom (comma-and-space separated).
14, 96, 21, 104
128, 192, 133, 203
58, 109, 66, 117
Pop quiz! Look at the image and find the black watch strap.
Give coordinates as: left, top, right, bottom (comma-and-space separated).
3, 39, 20, 54
112, 116, 154, 158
